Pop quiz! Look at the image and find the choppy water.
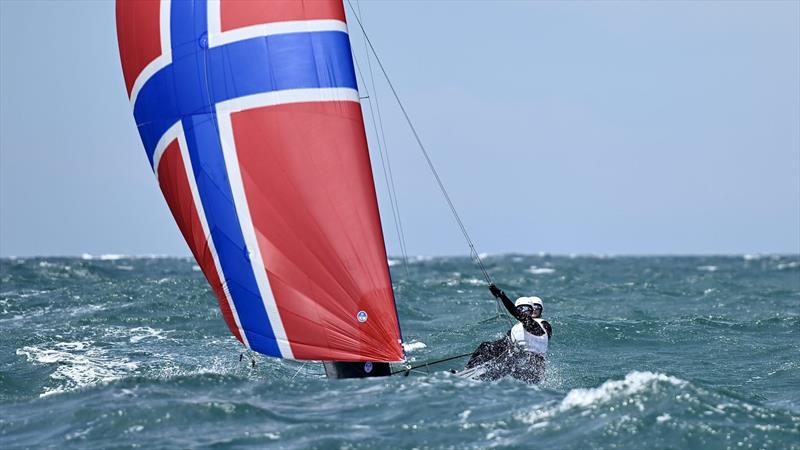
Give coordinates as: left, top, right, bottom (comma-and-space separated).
1, 254, 798, 449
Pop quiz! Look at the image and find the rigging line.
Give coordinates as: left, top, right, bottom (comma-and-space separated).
290, 361, 308, 381
390, 352, 473, 375
355, 0, 411, 278
356, 3, 411, 281
351, 35, 411, 280
351, 1, 411, 280
345, 0, 492, 284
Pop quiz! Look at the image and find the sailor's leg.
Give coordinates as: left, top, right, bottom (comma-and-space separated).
465, 341, 495, 369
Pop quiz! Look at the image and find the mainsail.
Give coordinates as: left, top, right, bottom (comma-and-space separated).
116, 0, 404, 363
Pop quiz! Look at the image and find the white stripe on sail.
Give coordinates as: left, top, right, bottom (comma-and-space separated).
207, 0, 347, 48
217, 87, 359, 114
215, 104, 294, 358
154, 121, 251, 349
129, 0, 172, 108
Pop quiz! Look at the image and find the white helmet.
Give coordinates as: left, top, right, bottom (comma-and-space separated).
515, 296, 543, 308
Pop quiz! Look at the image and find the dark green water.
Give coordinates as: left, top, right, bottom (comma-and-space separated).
1, 255, 798, 449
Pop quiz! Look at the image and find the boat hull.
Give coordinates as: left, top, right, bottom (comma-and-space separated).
323, 361, 391, 379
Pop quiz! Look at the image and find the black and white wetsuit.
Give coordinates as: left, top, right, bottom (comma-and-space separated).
464, 289, 552, 383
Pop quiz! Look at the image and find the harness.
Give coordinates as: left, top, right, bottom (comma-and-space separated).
510, 319, 549, 356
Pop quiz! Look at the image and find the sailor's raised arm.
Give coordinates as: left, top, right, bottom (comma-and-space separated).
542, 321, 553, 338
489, 284, 520, 320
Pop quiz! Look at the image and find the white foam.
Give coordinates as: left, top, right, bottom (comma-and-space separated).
697, 265, 718, 272
519, 371, 686, 424
100, 254, 126, 260
561, 372, 685, 409
528, 266, 555, 275
387, 259, 400, 267
446, 277, 484, 287
11, 289, 50, 299
776, 261, 799, 270
743, 254, 761, 261
69, 304, 106, 317
128, 326, 169, 344
79, 254, 126, 260
126, 425, 144, 434
81, 254, 170, 260
402, 341, 427, 352
17, 341, 138, 397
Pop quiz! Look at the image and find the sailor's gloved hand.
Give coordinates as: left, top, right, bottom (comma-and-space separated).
489, 283, 503, 298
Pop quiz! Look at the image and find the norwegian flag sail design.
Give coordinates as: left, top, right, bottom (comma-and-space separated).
116, 0, 404, 362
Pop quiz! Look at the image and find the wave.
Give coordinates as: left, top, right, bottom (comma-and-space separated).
81, 254, 127, 261
16, 341, 139, 397
776, 261, 799, 271
128, 326, 170, 344
528, 266, 556, 275
520, 371, 686, 423
445, 277, 485, 287
560, 371, 685, 409
516, 370, 800, 447
402, 341, 427, 352
78, 254, 173, 260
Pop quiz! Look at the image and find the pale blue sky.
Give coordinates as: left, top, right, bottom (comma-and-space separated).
1, 1, 798, 257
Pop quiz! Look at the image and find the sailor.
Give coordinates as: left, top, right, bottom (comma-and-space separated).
490, 283, 551, 342
492, 284, 551, 382
463, 284, 552, 382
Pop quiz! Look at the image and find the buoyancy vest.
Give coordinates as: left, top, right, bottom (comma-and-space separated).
510, 319, 549, 356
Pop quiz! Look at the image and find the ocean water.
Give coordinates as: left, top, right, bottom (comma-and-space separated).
1, 254, 798, 449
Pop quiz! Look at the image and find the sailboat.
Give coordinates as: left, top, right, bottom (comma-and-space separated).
116, 0, 407, 378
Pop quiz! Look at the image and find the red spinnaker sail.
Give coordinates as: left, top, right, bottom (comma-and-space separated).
116, 0, 404, 362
